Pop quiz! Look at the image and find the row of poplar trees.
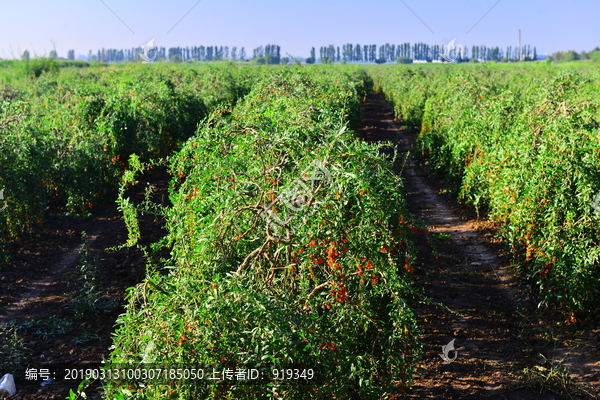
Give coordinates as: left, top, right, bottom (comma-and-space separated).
309, 43, 537, 63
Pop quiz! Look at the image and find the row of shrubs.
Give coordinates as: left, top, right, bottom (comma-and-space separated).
105, 66, 422, 399
369, 63, 600, 323
0, 63, 259, 257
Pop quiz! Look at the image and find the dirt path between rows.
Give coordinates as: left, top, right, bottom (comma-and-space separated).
358, 92, 600, 400
1, 170, 170, 400
0, 230, 103, 323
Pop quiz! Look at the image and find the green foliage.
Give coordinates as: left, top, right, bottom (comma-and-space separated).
251, 56, 266, 65
0, 63, 261, 250
395, 57, 412, 64
0, 322, 28, 375
29, 57, 59, 77
65, 239, 117, 318
18, 315, 73, 340
370, 63, 600, 322
73, 331, 102, 345
105, 67, 421, 399
0, 63, 424, 398
57, 60, 91, 68
66, 379, 93, 400
368, 65, 434, 129
550, 47, 600, 63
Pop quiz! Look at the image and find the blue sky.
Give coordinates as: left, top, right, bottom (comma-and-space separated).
0, 0, 598, 59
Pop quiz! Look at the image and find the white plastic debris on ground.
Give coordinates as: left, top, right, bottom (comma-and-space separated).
0, 374, 16, 399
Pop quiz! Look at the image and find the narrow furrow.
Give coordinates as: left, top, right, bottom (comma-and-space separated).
358, 92, 596, 400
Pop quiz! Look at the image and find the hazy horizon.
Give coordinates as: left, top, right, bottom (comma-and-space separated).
0, 0, 597, 60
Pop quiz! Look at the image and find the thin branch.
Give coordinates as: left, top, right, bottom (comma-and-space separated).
306, 281, 331, 301
146, 279, 168, 295
236, 238, 271, 274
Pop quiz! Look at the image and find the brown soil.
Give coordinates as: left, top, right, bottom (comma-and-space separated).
357, 92, 600, 400
1, 169, 170, 399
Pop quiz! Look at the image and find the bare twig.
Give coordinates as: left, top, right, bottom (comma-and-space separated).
236, 238, 271, 274
306, 281, 331, 301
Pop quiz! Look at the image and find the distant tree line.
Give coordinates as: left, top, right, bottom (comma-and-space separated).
315, 42, 538, 63
471, 44, 536, 62
550, 47, 600, 62
251, 45, 289, 64
77, 45, 293, 64
81, 45, 250, 63
18, 41, 545, 65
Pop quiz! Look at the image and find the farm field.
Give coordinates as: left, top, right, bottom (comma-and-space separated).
0, 61, 260, 250
1, 61, 600, 399
369, 62, 600, 321
359, 90, 599, 399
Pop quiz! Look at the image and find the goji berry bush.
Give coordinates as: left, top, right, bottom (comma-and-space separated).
369, 63, 600, 323
0, 63, 259, 259
105, 66, 422, 399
